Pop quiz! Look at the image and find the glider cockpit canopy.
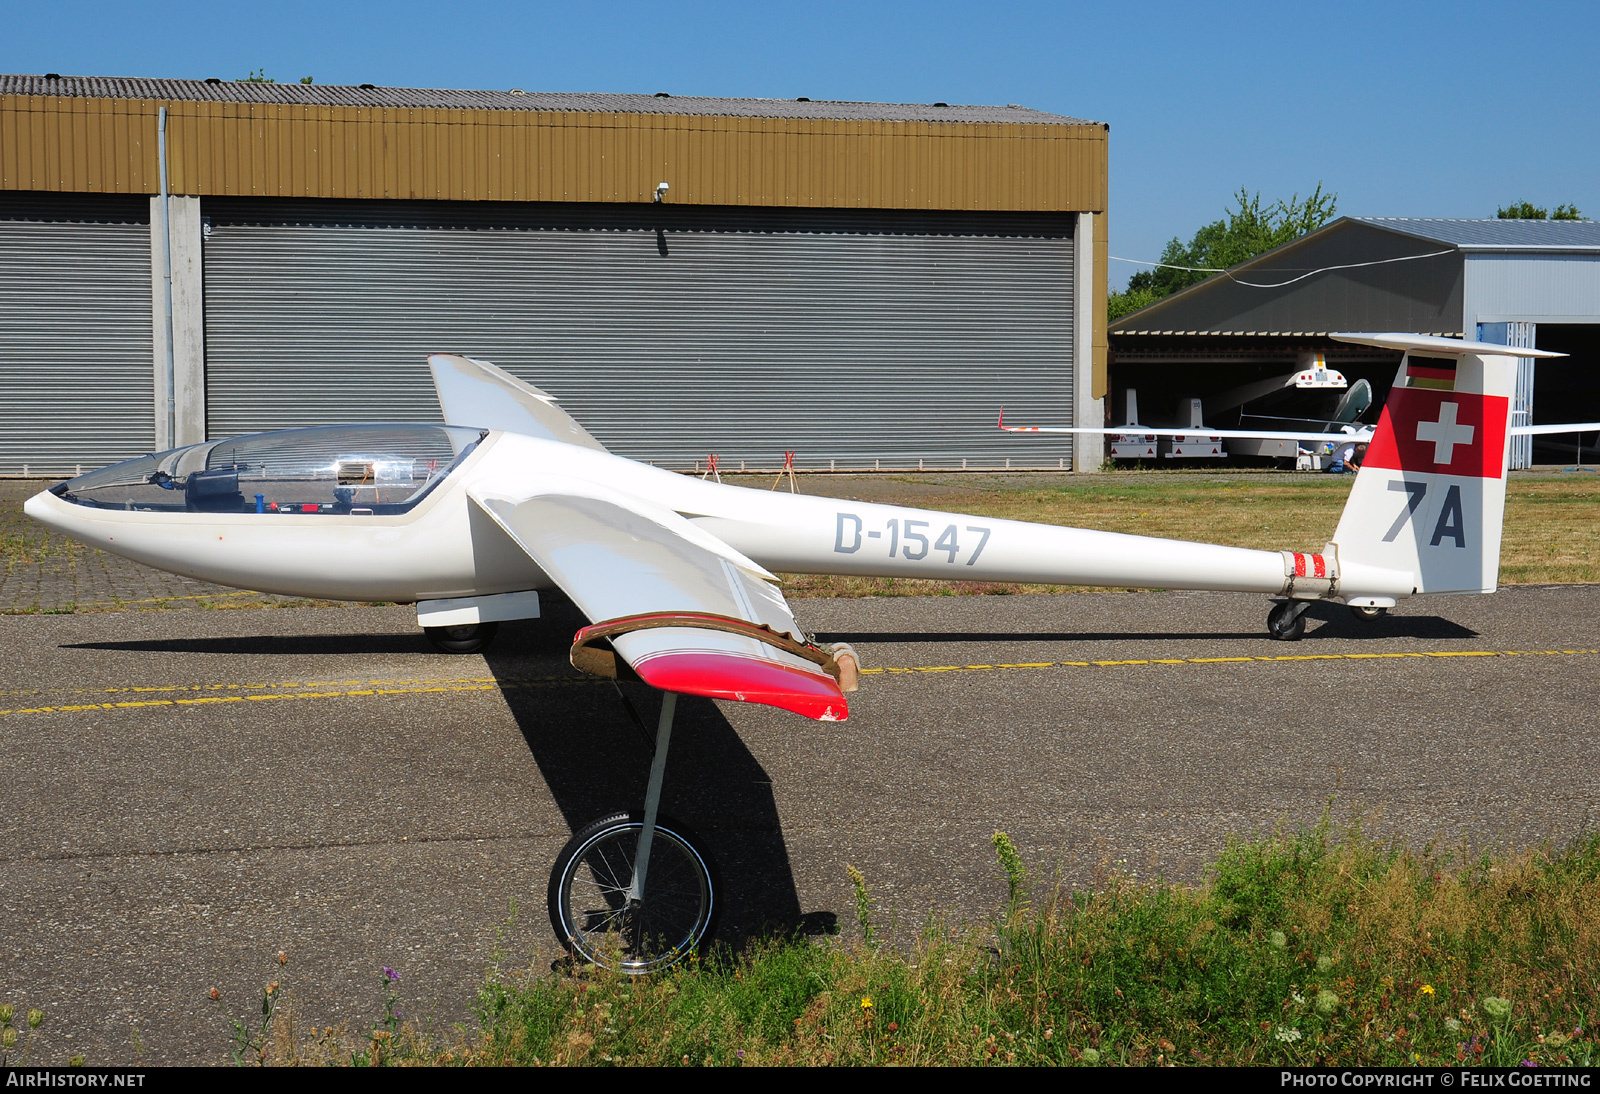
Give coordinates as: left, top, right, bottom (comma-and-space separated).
54, 423, 486, 515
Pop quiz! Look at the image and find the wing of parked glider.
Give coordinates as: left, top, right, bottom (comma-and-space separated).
429, 354, 609, 451
1000, 419, 1376, 443
467, 477, 851, 721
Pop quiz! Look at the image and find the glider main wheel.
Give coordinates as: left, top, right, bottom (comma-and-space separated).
548, 811, 717, 975
1349, 605, 1388, 621
423, 621, 499, 654
1266, 602, 1308, 642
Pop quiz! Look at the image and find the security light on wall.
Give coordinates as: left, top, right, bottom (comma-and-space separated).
654, 182, 669, 202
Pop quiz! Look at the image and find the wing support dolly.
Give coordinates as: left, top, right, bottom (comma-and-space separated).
629, 692, 678, 908
546, 687, 719, 973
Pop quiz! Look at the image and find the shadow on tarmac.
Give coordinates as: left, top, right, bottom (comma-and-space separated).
63, 633, 438, 655
819, 605, 1480, 645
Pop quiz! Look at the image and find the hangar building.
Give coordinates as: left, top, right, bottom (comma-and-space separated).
0, 75, 1108, 476
1110, 216, 1600, 466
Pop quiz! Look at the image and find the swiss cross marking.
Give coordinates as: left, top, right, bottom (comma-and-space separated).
1363, 390, 1507, 479
1415, 402, 1475, 465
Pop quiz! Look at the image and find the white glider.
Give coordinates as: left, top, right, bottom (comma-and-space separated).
23, 331, 1577, 970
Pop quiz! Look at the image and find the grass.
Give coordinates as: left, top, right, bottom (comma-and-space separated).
225, 811, 1600, 1067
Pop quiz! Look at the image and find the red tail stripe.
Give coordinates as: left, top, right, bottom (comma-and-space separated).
1313, 554, 1326, 579
1294, 553, 1307, 577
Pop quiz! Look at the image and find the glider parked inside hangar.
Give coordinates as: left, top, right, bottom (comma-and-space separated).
1008, 334, 1597, 461
22, 331, 1580, 970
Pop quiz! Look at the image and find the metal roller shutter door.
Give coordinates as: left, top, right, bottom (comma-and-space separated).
0, 194, 153, 476
203, 201, 1072, 469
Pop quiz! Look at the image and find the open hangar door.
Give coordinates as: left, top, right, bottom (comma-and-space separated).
0, 193, 154, 476
1531, 325, 1600, 463
200, 199, 1075, 471
1104, 337, 1402, 465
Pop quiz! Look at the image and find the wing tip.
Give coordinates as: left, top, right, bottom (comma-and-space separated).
632, 650, 849, 721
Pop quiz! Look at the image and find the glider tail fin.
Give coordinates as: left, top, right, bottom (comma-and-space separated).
1328, 345, 1519, 601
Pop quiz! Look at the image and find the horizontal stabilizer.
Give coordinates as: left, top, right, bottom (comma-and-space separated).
1330, 333, 1568, 358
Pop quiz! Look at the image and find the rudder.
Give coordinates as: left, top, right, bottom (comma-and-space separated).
1327, 334, 1562, 601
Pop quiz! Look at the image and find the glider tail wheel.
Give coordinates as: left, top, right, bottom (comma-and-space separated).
1350, 605, 1388, 621
1266, 601, 1310, 642
548, 811, 717, 974
423, 621, 499, 654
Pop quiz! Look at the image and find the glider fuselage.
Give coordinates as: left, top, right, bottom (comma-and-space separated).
26, 429, 1294, 605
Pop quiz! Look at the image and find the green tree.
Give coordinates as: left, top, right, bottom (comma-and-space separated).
1109, 184, 1338, 322
1497, 201, 1585, 220
238, 70, 315, 85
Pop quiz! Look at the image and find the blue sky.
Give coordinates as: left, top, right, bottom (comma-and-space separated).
5, 0, 1595, 287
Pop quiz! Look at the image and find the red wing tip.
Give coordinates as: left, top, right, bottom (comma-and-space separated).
632, 651, 848, 721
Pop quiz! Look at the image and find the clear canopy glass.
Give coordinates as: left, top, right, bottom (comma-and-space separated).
57, 424, 486, 514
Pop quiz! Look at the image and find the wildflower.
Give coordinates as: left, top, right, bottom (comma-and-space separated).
0, 1006, 12, 1025
1445, 1018, 1462, 1032
277, 951, 288, 965
1292, 992, 1307, 1005
1275, 1026, 1302, 1043
68, 1056, 85, 1068
887, 1022, 899, 1033
383, 967, 399, 983
860, 996, 872, 1009
1314, 990, 1340, 1016
26, 1010, 42, 1030
1316, 956, 1332, 972
2, 1029, 16, 1049
209, 988, 220, 1001
736, 1050, 745, 1060
265, 982, 279, 996
1421, 984, 1435, 996
1547, 1031, 1571, 1048
1269, 931, 1288, 949
1483, 997, 1512, 1022
1080, 1047, 1101, 1064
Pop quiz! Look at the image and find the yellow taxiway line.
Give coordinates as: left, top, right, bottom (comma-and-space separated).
1, 647, 1596, 720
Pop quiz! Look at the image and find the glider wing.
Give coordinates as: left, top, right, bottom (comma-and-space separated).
468, 477, 849, 721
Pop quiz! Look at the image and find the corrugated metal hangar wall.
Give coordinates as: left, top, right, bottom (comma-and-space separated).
202, 200, 1073, 468
0, 79, 1110, 475
0, 194, 154, 473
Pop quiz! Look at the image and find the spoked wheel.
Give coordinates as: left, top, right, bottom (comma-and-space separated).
1267, 601, 1308, 642
423, 621, 498, 654
1349, 605, 1388, 621
548, 811, 717, 974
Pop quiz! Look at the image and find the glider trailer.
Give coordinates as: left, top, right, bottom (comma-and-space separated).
24, 332, 1574, 970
